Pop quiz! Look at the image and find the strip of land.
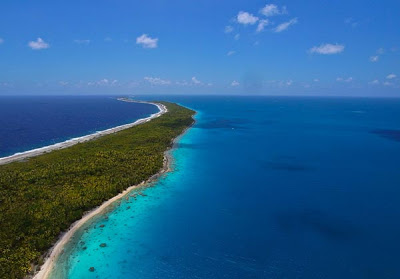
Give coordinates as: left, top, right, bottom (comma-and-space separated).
0, 100, 167, 166
33, 154, 171, 279
0, 101, 195, 279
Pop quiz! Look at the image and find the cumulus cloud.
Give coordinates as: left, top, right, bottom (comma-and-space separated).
336, 77, 353, 83
260, 4, 287, 17
136, 34, 158, 49
309, 43, 345, 55
192, 77, 201, 85
377, 48, 385, 54
231, 80, 240, 86
59, 81, 69, 86
86, 79, 118, 86
344, 18, 358, 28
74, 39, 91, 45
369, 80, 379, 85
98, 79, 109, 85
370, 55, 379, 62
256, 19, 270, 33
386, 74, 396, 79
227, 50, 236, 56
0, 38, 4, 44
237, 11, 259, 25
225, 25, 234, 33
144, 77, 171, 85
28, 38, 50, 50
234, 34, 240, 40
274, 18, 298, 32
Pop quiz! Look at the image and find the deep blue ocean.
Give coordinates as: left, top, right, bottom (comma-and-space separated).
3, 96, 400, 278
0, 96, 158, 157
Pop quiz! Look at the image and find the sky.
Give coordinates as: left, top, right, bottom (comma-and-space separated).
0, 0, 399, 96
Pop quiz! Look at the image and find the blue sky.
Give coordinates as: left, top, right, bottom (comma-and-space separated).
0, 0, 399, 96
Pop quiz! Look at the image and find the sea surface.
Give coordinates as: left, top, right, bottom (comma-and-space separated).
0, 96, 159, 157
4, 96, 400, 278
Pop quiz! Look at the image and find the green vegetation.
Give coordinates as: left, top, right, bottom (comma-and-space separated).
0, 102, 195, 279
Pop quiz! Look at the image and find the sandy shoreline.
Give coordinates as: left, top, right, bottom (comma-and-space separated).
31, 100, 175, 279
0, 99, 167, 166
33, 113, 194, 279
33, 154, 172, 279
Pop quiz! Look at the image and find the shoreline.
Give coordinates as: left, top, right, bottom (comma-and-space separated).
32, 105, 195, 279
33, 151, 172, 279
0, 99, 167, 166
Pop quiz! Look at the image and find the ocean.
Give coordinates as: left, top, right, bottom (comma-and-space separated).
3, 96, 400, 278
0, 96, 159, 157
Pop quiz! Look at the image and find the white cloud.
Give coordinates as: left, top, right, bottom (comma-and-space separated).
231, 80, 240, 86
237, 11, 259, 25
144, 77, 171, 85
344, 18, 358, 28
275, 80, 294, 87
377, 48, 385, 54
234, 34, 240, 40
0, 38, 3, 44
274, 18, 298, 32
369, 80, 379, 85
386, 74, 396, 79
383, 81, 393, 86
369, 55, 379, 62
74, 39, 91, 45
175, 81, 189, 86
136, 34, 158, 49
86, 79, 118, 86
313, 79, 320, 82
227, 50, 236, 56
309, 43, 344, 55
336, 77, 353, 83
225, 25, 234, 33
256, 19, 270, 33
28, 38, 50, 50
260, 4, 287, 17
59, 81, 69, 86
192, 77, 201, 85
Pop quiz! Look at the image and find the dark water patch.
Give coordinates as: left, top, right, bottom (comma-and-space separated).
254, 119, 277, 126
275, 209, 358, 240
175, 142, 204, 149
197, 118, 249, 129
371, 129, 400, 142
258, 156, 314, 172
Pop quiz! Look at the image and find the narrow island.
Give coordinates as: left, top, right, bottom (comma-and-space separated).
0, 101, 195, 279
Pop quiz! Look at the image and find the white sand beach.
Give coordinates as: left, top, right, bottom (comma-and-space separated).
0, 100, 167, 166
31, 100, 170, 279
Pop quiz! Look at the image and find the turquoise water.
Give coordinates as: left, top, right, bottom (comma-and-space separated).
50, 96, 400, 278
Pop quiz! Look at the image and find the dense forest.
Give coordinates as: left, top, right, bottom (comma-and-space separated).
0, 102, 195, 279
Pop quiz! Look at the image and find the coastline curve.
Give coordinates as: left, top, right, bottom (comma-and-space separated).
0, 99, 167, 166
31, 102, 195, 279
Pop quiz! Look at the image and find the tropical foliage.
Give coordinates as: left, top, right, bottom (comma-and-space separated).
0, 102, 195, 278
